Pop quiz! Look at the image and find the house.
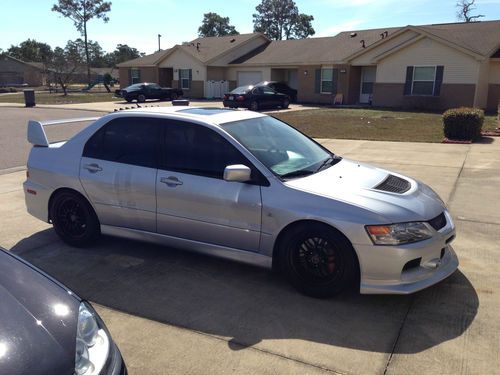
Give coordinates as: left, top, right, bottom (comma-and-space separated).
0, 55, 49, 86
118, 20, 500, 111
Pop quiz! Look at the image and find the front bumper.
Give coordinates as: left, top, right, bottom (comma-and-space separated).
360, 245, 458, 294
355, 210, 458, 294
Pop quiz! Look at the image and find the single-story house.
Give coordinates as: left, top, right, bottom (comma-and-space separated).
0, 55, 49, 86
118, 20, 500, 111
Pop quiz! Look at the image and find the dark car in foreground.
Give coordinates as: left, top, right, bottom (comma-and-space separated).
257, 81, 298, 102
0, 247, 126, 375
115, 82, 183, 103
223, 84, 290, 111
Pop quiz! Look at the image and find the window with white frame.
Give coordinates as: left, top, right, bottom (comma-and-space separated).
130, 68, 140, 84
321, 68, 333, 94
412, 66, 436, 96
179, 69, 190, 90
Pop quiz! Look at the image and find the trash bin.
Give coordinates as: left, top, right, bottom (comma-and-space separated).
23, 89, 36, 107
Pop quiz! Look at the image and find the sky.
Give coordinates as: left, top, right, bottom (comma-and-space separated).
1, 0, 499, 55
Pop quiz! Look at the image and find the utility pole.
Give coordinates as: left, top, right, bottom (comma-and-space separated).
158, 34, 162, 51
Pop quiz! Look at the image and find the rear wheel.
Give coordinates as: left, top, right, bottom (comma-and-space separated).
249, 100, 259, 111
277, 223, 359, 298
281, 98, 290, 109
137, 94, 146, 103
170, 92, 178, 100
50, 191, 100, 247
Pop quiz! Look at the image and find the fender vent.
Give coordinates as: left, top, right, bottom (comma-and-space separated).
374, 175, 411, 194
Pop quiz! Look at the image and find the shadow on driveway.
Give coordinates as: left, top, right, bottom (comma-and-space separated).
11, 229, 478, 354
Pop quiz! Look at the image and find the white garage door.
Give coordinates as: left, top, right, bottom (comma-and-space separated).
237, 71, 263, 87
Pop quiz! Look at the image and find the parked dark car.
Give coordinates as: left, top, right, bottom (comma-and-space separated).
257, 81, 298, 102
0, 247, 126, 375
223, 85, 290, 111
115, 82, 183, 103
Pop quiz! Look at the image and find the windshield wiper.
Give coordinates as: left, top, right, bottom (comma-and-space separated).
315, 156, 337, 173
280, 169, 315, 180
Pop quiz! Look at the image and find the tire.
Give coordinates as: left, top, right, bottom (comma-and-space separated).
277, 223, 359, 298
125, 97, 132, 103
249, 100, 259, 111
137, 94, 146, 103
50, 191, 100, 247
281, 98, 290, 109
170, 92, 178, 100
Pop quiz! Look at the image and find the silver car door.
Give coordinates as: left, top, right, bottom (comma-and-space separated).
79, 117, 160, 232
156, 120, 263, 252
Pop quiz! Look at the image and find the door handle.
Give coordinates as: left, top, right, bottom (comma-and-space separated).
160, 176, 183, 187
83, 163, 103, 173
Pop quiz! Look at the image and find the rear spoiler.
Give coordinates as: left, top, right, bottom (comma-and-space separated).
27, 117, 99, 147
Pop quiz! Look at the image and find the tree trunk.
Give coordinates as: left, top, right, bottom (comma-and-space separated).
58, 77, 68, 96
104, 83, 111, 93
84, 21, 91, 87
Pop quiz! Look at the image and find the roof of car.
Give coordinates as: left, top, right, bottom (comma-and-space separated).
109, 106, 265, 125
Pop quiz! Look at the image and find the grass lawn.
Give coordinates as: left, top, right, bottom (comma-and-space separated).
274, 108, 498, 143
0, 91, 118, 105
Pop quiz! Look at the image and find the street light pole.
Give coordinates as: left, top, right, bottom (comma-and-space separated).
158, 34, 162, 51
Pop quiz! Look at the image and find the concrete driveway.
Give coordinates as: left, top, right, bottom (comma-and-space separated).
0, 106, 499, 374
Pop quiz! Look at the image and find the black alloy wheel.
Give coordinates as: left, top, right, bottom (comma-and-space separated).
51, 191, 100, 247
278, 223, 359, 298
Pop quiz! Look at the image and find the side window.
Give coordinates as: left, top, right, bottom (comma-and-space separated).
163, 122, 252, 180
262, 87, 275, 95
83, 117, 160, 168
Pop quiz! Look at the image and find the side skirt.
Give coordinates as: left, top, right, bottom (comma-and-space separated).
100, 225, 273, 269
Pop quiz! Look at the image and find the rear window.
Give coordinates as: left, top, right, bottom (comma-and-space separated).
230, 86, 251, 95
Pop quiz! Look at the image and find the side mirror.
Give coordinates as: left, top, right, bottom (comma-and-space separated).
223, 164, 251, 182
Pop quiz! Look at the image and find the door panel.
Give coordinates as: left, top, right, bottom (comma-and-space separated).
80, 158, 157, 231
156, 172, 261, 251
360, 66, 376, 104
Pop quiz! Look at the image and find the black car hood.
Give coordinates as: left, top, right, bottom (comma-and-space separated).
0, 250, 79, 375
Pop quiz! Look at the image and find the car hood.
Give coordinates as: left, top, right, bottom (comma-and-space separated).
0, 250, 79, 375
284, 158, 445, 223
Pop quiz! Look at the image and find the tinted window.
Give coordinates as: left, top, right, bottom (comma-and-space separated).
163, 122, 251, 180
230, 86, 251, 94
83, 117, 160, 168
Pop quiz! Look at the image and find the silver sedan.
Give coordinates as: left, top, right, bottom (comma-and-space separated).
24, 107, 458, 297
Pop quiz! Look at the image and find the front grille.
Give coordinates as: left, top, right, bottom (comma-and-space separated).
428, 212, 447, 231
374, 175, 411, 194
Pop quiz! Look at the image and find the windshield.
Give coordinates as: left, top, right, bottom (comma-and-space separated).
221, 116, 335, 178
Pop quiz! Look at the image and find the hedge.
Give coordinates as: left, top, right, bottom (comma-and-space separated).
443, 107, 484, 141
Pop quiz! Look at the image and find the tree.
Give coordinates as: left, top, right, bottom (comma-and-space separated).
198, 12, 239, 37
7, 39, 53, 63
253, 0, 315, 40
52, 0, 111, 85
50, 45, 83, 95
65, 38, 106, 67
105, 44, 144, 66
456, 0, 484, 22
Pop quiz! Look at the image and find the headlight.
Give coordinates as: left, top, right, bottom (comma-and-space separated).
75, 302, 110, 375
366, 222, 434, 245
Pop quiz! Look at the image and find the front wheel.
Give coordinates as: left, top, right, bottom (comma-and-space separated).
281, 98, 290, 109
278, 223, 359, 298
137, 94, 146, 103
51, 191, 100, 247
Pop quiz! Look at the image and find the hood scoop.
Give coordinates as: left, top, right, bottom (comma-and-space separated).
374, 174, 411, 194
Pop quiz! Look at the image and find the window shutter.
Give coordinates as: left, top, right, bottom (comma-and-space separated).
315, 69, 321, 93
433, 66, 444, 96
332, 69, 339, 94
404, 66, 413, 95
188, 69, 192, 89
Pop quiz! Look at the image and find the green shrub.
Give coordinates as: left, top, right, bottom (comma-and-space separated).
0, 87, 18, 93
443, 107, 484, 141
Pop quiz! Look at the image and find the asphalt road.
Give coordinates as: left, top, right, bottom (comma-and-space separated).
0, 107, 105, 171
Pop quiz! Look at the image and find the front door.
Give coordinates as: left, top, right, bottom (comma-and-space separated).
80, 117, 160, 232
360, 66, 376, 104
156, 120, 262, 251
